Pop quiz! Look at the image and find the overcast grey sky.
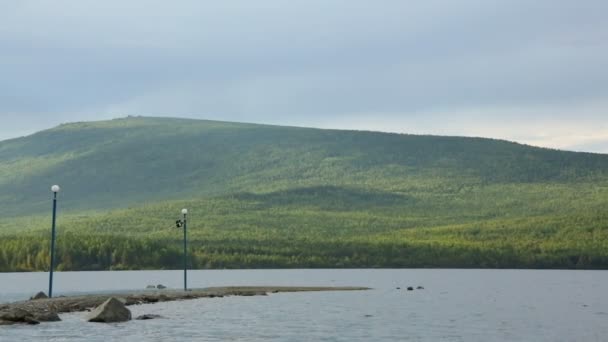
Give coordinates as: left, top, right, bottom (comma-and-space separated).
1, 1, 607, 152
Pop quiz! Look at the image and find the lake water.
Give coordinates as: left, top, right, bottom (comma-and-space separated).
0, 269, 606, 341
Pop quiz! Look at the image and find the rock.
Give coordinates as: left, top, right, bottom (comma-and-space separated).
396, 287, 401, 290
0, 308, 40, 325
87, 297, 132, 323
23, 317, 40, 325
234, 291, 267, 296
33, 311, 61, 322
416, 286, 424, 290
156, 284, 167, 289
143, 295, 159, 303
406, 287, 414, 291
135, 314, 163, 320
146, 285, 156, 289
68, 301, 90, 312
0, 319, 28, 326
30, 291, 48, 300
125, 296, 142, 305
0, 308, 31, 321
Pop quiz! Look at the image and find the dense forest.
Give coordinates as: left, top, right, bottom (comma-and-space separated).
1, 117, 607, 271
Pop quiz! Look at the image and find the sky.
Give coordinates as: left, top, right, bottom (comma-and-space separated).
1, 1, 607, 153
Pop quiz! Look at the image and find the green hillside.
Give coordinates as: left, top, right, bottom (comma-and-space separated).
1, 116, 607, 271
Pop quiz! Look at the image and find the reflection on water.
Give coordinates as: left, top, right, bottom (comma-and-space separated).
1, 269, 607, 341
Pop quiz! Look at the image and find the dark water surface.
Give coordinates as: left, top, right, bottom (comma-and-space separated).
1, 269, 606, 341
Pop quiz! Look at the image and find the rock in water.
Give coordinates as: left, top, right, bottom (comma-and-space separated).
34, 311, 61, 322
407, 287, 414, 291
87, 297, 132, 323
0, 308, 40, 325
136, 314, 163, 320
156, 284, 167, 289
31, 291, 48, 300
146, 285, 156, 289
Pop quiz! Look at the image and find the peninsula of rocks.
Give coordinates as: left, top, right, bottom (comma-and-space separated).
0, 286, 370, 325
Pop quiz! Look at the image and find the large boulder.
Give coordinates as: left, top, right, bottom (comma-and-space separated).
87, 297, 132, 323
0, 308, 40, 325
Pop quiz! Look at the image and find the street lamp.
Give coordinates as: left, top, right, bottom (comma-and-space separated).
179, 208, 188, 291
49, 185, 60, 298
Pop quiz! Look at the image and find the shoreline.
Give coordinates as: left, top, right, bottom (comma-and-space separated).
0, 286, 370, 325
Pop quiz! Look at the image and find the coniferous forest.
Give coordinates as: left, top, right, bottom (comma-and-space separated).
1, 117, 607, 271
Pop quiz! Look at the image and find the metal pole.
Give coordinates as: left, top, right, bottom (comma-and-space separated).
49, 192, 57, 298
183, 212, 188, 291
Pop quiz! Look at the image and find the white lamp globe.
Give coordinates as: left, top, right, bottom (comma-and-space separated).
181, 208, 188, 215
51, 185, 61, 193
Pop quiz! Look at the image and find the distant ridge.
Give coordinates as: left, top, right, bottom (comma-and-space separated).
1, 116, 607, 216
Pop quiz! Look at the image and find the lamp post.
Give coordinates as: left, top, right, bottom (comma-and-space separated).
174, 209, 189, 291
181, 208, 188, 291
49, 185, 60, 298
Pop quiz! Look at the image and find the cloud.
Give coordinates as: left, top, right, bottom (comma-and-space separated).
307, 100, 608, 153
0, 0, 607, 152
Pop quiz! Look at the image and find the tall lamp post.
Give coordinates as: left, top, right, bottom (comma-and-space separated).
49, 185, 60, 298
177, 208, 188, 291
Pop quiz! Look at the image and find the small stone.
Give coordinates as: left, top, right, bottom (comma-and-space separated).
136, 314, 163, 320
30, 291, 48, 300
238, 291, 267, 296
142, 295, 159, 303
24, 317, 40, 325
156, 284, 167, 289
407, 287, 414, 291
33, 311, 61, 322
416, 286, 424, 290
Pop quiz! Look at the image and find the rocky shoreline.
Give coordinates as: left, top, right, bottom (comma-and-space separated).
0, 286, 370, 325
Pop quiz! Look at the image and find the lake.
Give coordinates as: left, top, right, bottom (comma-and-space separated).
1, 269, 606, 341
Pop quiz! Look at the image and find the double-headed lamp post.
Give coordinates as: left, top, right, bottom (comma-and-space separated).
49, 185, 60, 298
181, 208, 188, 291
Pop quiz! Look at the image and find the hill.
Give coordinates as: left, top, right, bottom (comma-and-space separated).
1, 116, 607, 271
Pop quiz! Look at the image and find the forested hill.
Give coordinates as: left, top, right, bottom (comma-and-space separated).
1, 116, 608, 271
1, 116, 607, 217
